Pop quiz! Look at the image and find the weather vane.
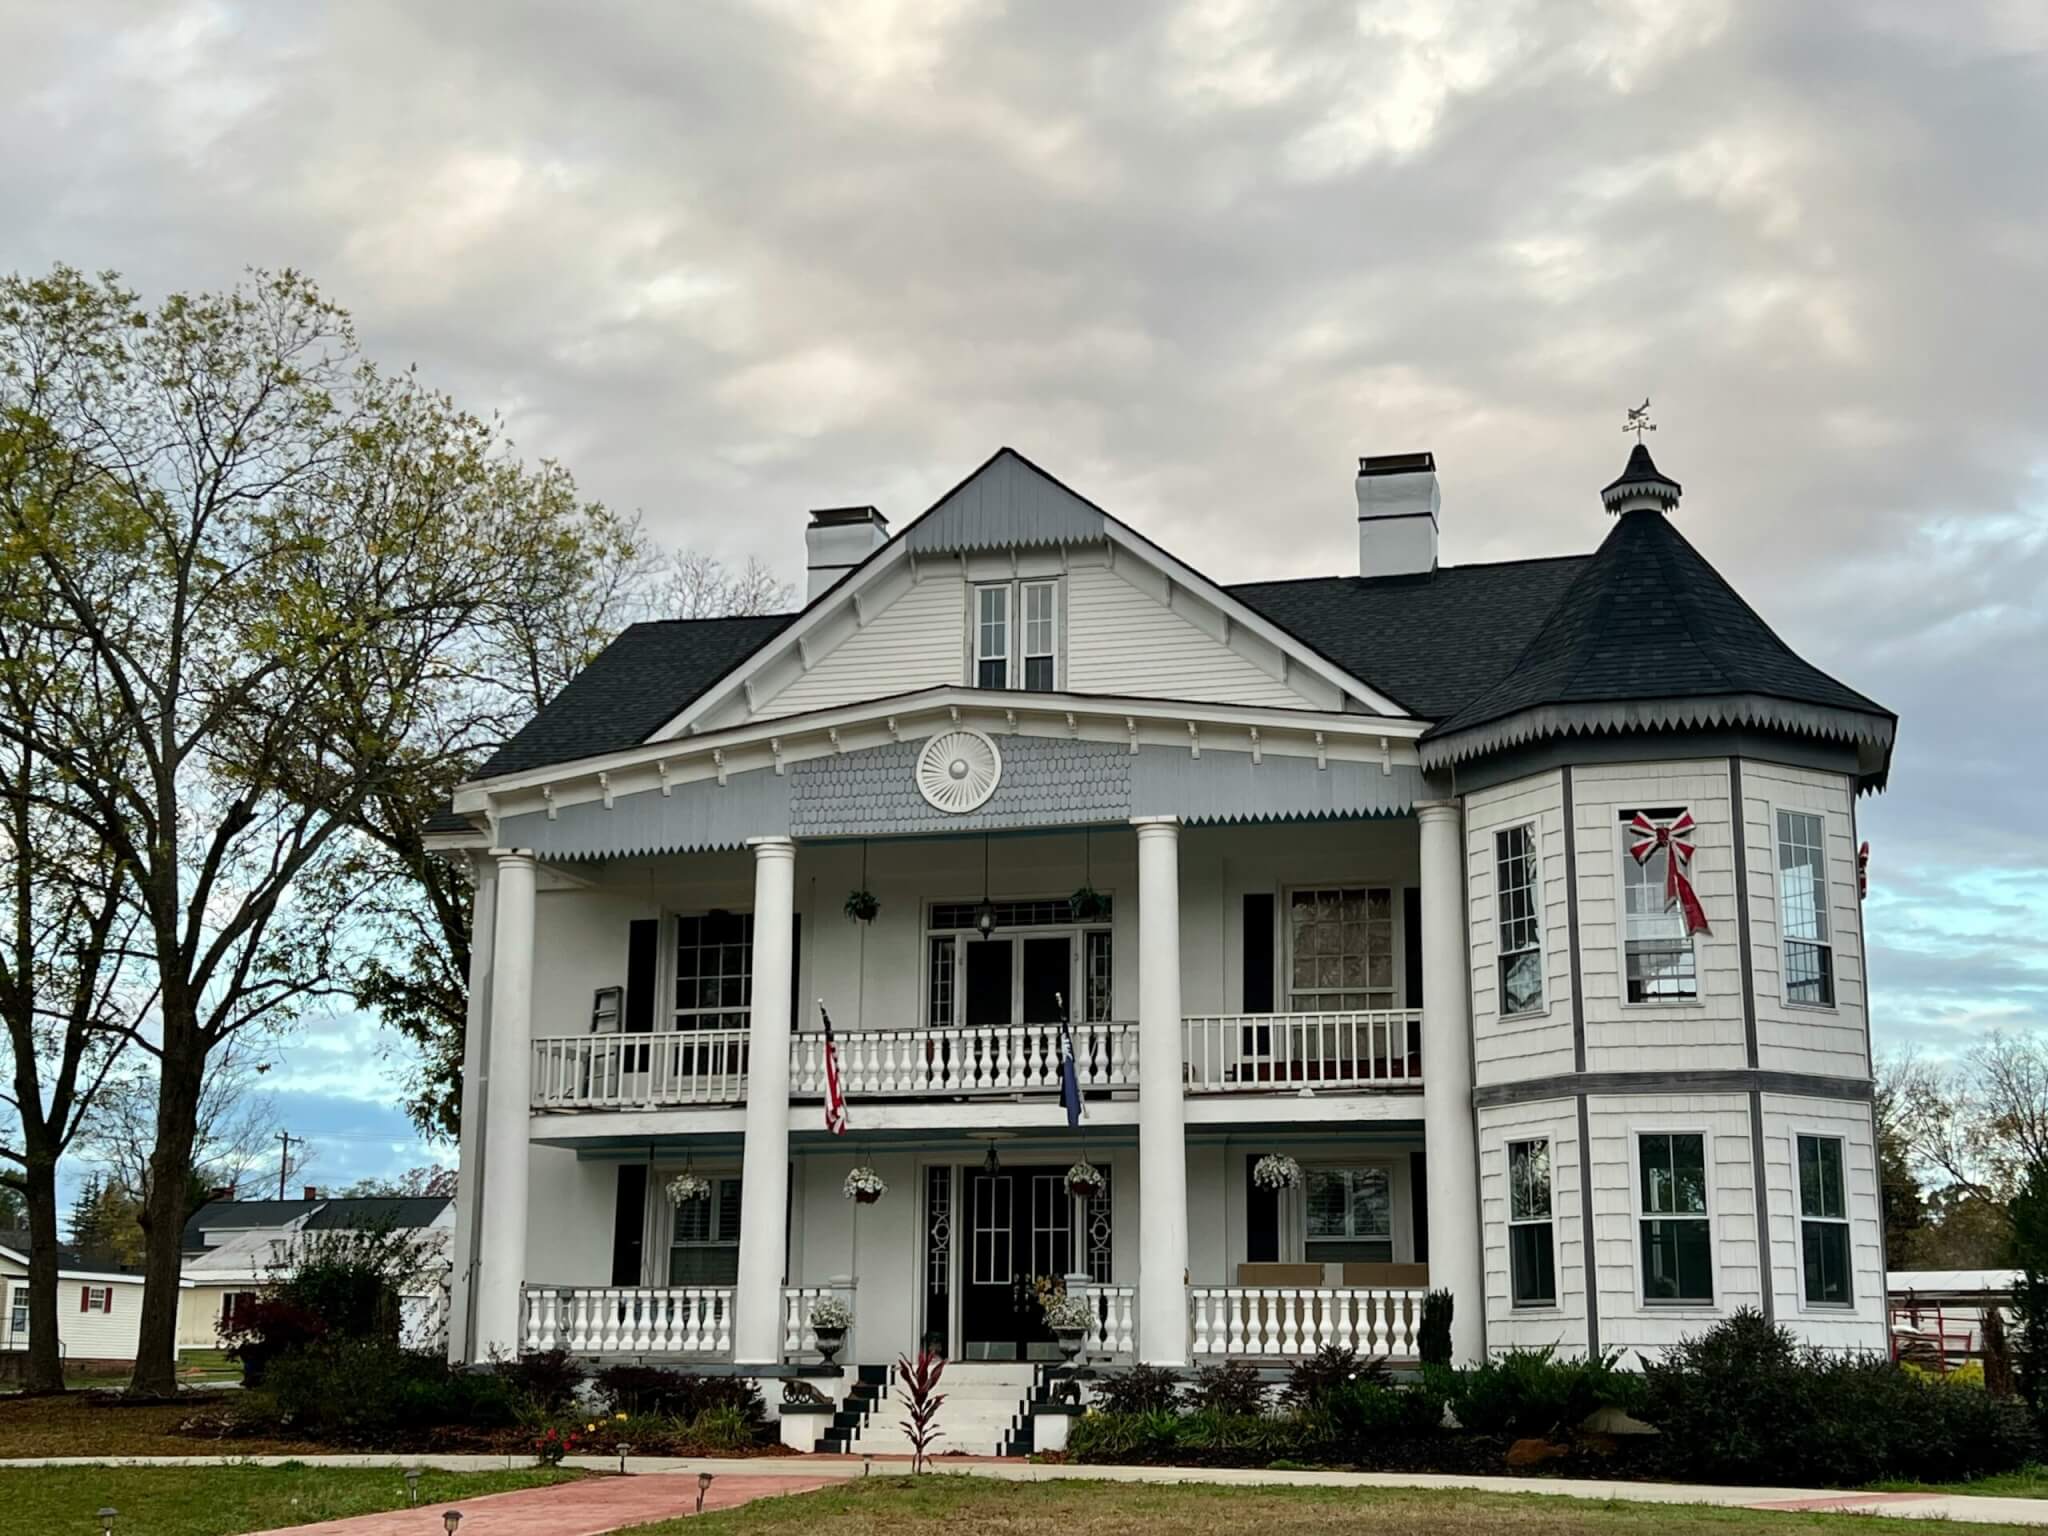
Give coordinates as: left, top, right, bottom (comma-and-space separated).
1624, 398, 1656, 442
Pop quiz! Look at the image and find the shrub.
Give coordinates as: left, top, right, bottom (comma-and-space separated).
222, 1296, 327, 1387
1092, 1362, 1181, 1415
1642, 1310, 2038, 1488
222, 1221, 435, 1384
1282, 1345, 1387, 1409
687, 1404, 760, 1451
1444, 1347, 1639, 1437
1418, 1290, 1454, 1367
1189, 1359, 1267, 1417
1069, 1408, 1184, 1464
1297, 1378, 1412, 1459
592, 1365, 765, 1426
498, 1349, 588, 1415
264, 1341, 518, 1442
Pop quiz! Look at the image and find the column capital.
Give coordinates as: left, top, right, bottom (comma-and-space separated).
746, 835, 797, 859
487, 848, 538, 867
1414, 799, 1464, 826
1129, 815, 1182, 835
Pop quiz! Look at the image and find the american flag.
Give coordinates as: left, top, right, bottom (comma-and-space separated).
819, 1000, 849, 1135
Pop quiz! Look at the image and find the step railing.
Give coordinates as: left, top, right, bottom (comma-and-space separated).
530, 1029, 749, 1108
1181, 1011, 1422, 1092
1189, 1285, 1425, 1357
782, 1285, 856, 1359
1070, 1283, 1137, 1359
521, 1285, 734, 1356
789, 1021, 1137, 1099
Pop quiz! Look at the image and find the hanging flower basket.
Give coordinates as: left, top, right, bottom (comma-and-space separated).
844, 1166, 888, 1204
844, 888, 880, 923
1253, 1154, 1303, 1191
666, 1171, 712, 1205
1066, 1160, 1107, 1199
1069, 885, 1109, 922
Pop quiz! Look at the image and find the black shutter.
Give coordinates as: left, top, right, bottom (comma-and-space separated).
1242, 894, 1275, 1013
1403, 888, 1423, 1009
611, 1164, 648, 1284
1246, 1154, 1279, 1263
1410, 1150, 1429, 1264
790, 914, 804, 1027
625, 919, 659, 1033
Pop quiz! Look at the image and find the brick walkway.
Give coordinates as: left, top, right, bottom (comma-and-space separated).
241, 1471, 838, 1536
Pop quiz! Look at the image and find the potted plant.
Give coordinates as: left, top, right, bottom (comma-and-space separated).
1040, 1287, 1097, 1361
666, 1171, 711, 1205
1069, 885, 1108, 921
844, 1166, 888, 1205
1252, 1153, 1303, 1191
1066, 1160, 1106, 1199
844, 888, 880, 923
808, 1295, 853, 1364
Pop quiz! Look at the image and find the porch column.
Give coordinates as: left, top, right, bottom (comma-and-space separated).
447, 852, 498, 1364
1418, 800, 1484, 1363
734, 836, 797, 1365
474, 850, 536, 1361
1134, 816, 1190, 1366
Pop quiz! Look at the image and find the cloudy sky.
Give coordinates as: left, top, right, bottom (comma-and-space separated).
6, 0, 2044, 1190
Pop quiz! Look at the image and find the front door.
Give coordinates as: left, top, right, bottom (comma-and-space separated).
960, 1166, 1074, 1360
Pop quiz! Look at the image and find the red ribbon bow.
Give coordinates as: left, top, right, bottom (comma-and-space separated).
1627, 810, 1711, 937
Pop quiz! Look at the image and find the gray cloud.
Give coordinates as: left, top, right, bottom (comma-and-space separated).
5, 0, 2045, 1064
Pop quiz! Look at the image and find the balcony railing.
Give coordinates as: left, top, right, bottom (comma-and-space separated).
1189, 1285, 1426, 1358
521, 1284, 734, 1355
529, 1010, 1420, 1111
1182, 1011, 1422, 1092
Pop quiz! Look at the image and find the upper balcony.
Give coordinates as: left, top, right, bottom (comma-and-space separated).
529, 1008, 1422, 1113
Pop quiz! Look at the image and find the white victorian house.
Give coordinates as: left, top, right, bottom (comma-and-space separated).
429, 442, 1894, 1424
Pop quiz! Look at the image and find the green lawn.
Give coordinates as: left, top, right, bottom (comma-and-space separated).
1874, 1464, 2048, 1499
0, 1463, 578, 1536
614, 1476, 2047, 1536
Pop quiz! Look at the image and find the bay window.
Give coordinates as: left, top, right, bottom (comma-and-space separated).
1776, 811, 1835, 1007
1495, 824, 1544, 1016
1638, 1131, 1712, 1303
1507, 1139, 1557, 1307
1798, 1134, 1852, 1306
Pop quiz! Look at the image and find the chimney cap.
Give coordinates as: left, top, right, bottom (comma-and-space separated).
303, 1186, 320, 1200
807, 505, 888, 529
1358, 451, 1435, 478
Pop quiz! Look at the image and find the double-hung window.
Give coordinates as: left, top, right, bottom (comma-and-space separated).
674, 912, 753, 1030
1798, 1134, 1852, 1306
1507, 1139, 1557, 1306
1638, 1132, 1712, 1303
1495, 825, 1543, 1016
669, 1175, 743, 1285
1622, 808, 1698, 1003
1776, 811, 1835, 1007
1304, 1164, 1393, 1263
973, 579, 1058, 690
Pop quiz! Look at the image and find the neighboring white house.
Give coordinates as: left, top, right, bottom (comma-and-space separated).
428, 442, 1894, 1394
178, 1195, 455, 1352
0, 1232, 162, 1365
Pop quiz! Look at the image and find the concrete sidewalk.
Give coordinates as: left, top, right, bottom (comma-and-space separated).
4, 1453, 2045, 1528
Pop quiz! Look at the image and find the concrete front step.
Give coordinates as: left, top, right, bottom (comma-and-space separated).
835, 1361, 1043, 1457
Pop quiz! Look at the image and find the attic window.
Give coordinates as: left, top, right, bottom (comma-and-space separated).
973, 579, 1059, 691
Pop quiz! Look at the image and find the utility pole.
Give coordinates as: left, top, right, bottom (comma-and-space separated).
276, 1130, 299, 1200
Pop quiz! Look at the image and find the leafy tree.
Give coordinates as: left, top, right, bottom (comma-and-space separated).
339, 1164, 456, 1198
2008, 1157, 2048, 1412
1904, 1185, 2013, 1270
1887, 1037, 2048, 1204
0, 265, 629, 1394
0, 1181, 22, 1228
1873, 1065, 1928, 1264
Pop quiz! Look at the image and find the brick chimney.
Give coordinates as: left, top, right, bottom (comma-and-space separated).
1356, 452, 1440, 577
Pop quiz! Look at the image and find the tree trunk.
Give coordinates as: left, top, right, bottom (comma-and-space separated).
128, 1038, 204, 1397
20, 1151, 66, 1393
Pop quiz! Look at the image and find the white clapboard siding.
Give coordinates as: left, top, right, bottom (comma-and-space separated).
753, 572, 966, 719
1757, 1093, 1887, 1350
1064, 563, 1335, 710
1741, 761, 1870, 1079
1477, 1097, 1589, 1353
1464, 772, 1575, 1086
1573, 761, 1748, 1073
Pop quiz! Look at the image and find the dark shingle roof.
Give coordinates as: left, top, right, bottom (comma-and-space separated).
474, 614, 794, 778
1229, 557, 1592, 719
301, 1196, 450, 1232
1, 1229, 147, 1275
1433, 504, 1891, 740
180, 1198, 325, 1252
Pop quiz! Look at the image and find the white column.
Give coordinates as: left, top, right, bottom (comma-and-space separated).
1418, 800, 1484, 1363
734, 836, 797, 1365
474, 851, 536, 1361
1134, 816, 1190, 1366
446, 854, 498, 1364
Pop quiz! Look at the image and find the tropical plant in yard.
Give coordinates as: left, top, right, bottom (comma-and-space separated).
896, 1348, 947, 1473
1188, 1358, 1267, 1416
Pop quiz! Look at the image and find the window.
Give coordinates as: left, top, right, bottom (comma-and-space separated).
674, 912, 752, 1029
220, 1290, 259, 1334
80, 1284, 113, 1313
924, 899, 1112, 1026
1777, 811, 1835, 1007
1287, 888, 1395, 1011
975, 584, 1009, 689
669, 1175, 742, 1285
1622, 809, 1698, 1002
1495, 825, 1544, 1016
1798, 1134, 1852, 1306
1507, 1139, 1557, 1307
1638, 1132, 1712, 1303
1084, 930, 1114, 1023
1022, 580, 1057, 690
6, 1284, 26, 1341
1305, 1164, 1393, 1263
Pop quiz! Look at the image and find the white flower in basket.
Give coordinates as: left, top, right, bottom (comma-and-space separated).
666, 1171, 712, 1205
843, 1166, 888, 1203
1252, 1153, 1303, 1191
808, 1295, 854, 1332
1066, 1160, 1106, 1198
1041, 1289, 1097, 1332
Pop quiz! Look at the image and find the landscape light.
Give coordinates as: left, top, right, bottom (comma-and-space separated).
404, 1467, 422, 1506
442, 1511, 463, 1535
97, 1510, 117, 1536
697, 1473, 713, 1514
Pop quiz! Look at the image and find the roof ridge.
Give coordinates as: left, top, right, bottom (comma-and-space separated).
1225, 552, 1590, 592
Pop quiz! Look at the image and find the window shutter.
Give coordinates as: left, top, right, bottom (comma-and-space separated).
790, 914, 803, 1027
611, 1165, 648, 1285
1246, 1154, 1279, 1264
1242, 895, 1274, 1014
79, 1285, 89, 1313
103, 1286, 113, 1315
624, 919, 659, 1034
1403, 888, 1423, 1009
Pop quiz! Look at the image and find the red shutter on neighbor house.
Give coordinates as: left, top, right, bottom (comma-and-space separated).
103, 1286, 113, 1315
79, 1285, 89, 1313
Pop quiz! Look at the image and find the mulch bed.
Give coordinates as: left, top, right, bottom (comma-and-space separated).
0, 1391, 326, 1459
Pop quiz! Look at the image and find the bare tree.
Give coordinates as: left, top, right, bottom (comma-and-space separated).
86, 1032, 286, 1210
1884, 1034, 2048, 1205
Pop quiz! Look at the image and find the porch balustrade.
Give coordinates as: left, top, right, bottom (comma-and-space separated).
1181, 1011, 1422, 1092
791, 1020, 1137, 1099
521, 1284, 734, 1356
531, 1029, 749, 1108
1188, 1285, 1425, 1358
782, 1285, 856, 1357
1070, 1283, 1138, 1359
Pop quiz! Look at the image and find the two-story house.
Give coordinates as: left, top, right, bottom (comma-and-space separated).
428, 441, 1893, 1419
